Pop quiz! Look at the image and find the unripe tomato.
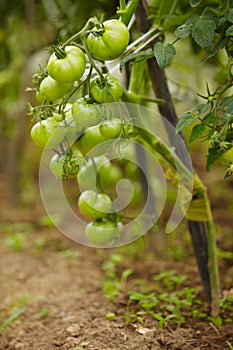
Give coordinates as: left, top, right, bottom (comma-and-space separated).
91, 75, 123, 103
47, 46, 86, 83
99, 118, 122, 139
77, 156, 110, 189
99, 163, 123, 187
49, 148, 83, 179
72, 99, 100, 128
124, 161, 138, 180
78, 190, 112, 220
87, 19, 130, 61
61, 103, 84, 140
38, 76, 71, 102
85, 220, 123, 245
30, 118, 66, 148
224, 147, 233, 161
77, 125, 112, 157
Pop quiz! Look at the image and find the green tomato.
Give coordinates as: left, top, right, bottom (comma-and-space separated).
99, 163, 123, 188
78, 190, 112, 220
50, 148, 83, 179
72, 99, 100, 128
91, 75, 123, 103
77, 125, 112, 157
124, 161, 138, 180
99, 118, 122, 139
85, 220, 123, 245
128, 181, 143, 207
77, 156, 110, 189
38, 76, 71, 102
224, 147, 233, 161
87, 19, 130, 61
47, 45, 86, 83
30, 117, 66, 148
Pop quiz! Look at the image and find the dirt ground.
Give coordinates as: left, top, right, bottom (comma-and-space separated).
0, 170, 233, 350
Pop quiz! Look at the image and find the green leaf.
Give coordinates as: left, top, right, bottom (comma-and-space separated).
201, 37, 228, 61
202, 113, 220, 125
189, 124, 206, 142
191, 13, 217, 52
176, 111, 198, 133
0, 307, 27, 331
223, 96, 233, 113
195, 103, 211, 114
119, 48, 153, 72
174, 24, 192, 39
206, 147, 225, 171
226, 25, 233, 36
154, 42, 176, 69
226, 8, 233, 23
189, 0, 204, 7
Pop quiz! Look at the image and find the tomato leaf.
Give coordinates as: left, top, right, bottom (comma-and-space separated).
174, 24, 192, 39
195, 103, 211, 114
201, 37, 228, 62
119, 49, 153, 72
176, 111, 198, 133
189, 124, 206, 142
226, 25, 233, 36
189, 0, 204, 7
191, 12, 217, 52
226, 8, 233, 23
154, 42, 176, 69
206, 147, 225, 171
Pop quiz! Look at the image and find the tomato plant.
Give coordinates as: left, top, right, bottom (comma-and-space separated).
91, 75, 124, 103
28, 0, 233, 316
78, 189, 112, 220
87, 19, 130, 61
85, 220, 123, 245
47, 45, 86, 83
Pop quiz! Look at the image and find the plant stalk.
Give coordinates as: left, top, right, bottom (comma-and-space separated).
134, 0, 221, 314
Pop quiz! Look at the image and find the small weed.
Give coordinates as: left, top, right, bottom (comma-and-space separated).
2, 222, 34, 251
226, 341, 233, 350
101, 252, 133, 301
217, 248, 233, 260
38, 214, 61, 227
0, 306, 27, 331
39, 307, 49, 319
103, 268, 133, 301
125, 275, 206, 328
34, 238, 46, 252
153, 270, 187, 291
59, 249, 80, 258
73, 342, 89, 350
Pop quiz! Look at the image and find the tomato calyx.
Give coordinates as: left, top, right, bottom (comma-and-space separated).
50, 44, 67, 59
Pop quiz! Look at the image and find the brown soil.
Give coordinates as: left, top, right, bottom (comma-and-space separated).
0, 175, 233, 350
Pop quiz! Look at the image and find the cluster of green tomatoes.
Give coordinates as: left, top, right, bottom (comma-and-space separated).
29, 18, 144, 245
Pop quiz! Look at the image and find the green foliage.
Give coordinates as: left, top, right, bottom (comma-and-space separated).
154, 42, 176, 69
176, 83, 233, 176
0, 307, 27, 331
1, 222, 34, 251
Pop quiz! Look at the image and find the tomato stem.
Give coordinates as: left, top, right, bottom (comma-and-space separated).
62, 17, 98, 47
91, 158, 105, 193
117, 0, 141, 26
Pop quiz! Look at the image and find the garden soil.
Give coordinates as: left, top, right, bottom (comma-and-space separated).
0, 171, 232, 350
